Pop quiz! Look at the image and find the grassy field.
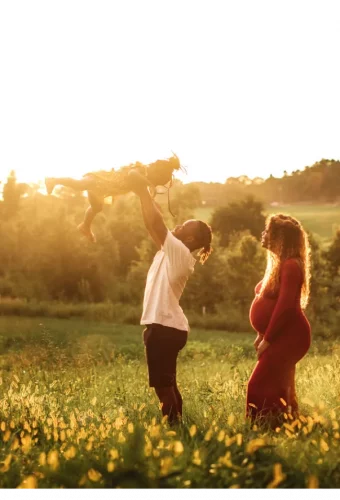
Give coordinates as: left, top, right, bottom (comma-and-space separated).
195, 203, 340, 240
0, 317, 340, 488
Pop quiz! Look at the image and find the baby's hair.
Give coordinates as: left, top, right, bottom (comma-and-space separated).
170, 152, 187, 175
196, 221, 213, 264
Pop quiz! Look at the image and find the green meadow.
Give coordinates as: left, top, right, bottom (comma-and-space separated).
0, 317, 339, 488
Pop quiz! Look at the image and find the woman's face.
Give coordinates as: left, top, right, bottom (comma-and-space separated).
261, 227, 270, 249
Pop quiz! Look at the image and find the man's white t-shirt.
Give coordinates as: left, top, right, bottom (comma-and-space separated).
141, 230, 196, 331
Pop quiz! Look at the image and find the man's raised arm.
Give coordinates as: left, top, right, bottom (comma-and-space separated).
128, 170, 168, 249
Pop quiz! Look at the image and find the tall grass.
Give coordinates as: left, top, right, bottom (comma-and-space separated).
0, 299, 252, 332
0, 317, 339, 488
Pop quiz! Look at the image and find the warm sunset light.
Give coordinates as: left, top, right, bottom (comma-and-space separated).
1, 1, 340, 492
1, 0, 340, 187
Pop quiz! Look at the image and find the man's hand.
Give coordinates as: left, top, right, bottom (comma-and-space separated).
257, 339, 270, 359
128, 170, 152, 195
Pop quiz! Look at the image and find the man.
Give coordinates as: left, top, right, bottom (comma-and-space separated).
128, 170, 213, 424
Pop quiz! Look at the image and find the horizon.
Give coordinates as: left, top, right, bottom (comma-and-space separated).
0, 155, 337, 189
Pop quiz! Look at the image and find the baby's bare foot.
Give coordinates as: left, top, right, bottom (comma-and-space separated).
77, 222, 96, 243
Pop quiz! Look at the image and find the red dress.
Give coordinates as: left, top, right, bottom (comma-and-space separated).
247, 259, 311, 425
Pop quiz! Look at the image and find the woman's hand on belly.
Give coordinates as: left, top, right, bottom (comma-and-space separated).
253, 333, 263, 352
257, 339, 270, 359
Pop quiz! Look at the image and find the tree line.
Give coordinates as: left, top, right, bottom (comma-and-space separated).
0, 168, 339, 337
193, 158, 340, 205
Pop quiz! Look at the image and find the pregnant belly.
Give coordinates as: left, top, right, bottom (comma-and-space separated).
249, 296, 277, 334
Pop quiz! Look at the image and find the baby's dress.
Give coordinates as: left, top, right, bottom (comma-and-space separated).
84, 164, 145, 198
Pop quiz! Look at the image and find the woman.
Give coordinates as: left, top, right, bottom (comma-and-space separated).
247, 214, 311, 427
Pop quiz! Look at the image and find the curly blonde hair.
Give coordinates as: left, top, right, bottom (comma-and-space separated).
259, 214, 311, 309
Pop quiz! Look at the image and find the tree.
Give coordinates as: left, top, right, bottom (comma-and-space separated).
325, 229, 340, 272
219, 232, 266, 311
181, 244, 225, 313
210, 195, 266, 247
157, 181, 202, 223
306, 231, 340, 338
1, 170, 26, 218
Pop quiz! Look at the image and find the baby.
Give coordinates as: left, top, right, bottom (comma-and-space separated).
45, 154, 182, 242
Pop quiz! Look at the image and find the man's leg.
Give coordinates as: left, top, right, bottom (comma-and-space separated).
174, 380, 183, 417
154, 386, 180, 425
154, 374, 184, 425
143, 325, 187, 425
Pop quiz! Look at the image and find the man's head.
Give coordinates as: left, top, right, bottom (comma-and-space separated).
172, 219, 213, 264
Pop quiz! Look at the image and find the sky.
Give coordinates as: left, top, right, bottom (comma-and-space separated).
1, 0, 340, 186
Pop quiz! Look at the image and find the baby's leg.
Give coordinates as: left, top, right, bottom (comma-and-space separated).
77, 191, 103, 243
45, 175, 94, 195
